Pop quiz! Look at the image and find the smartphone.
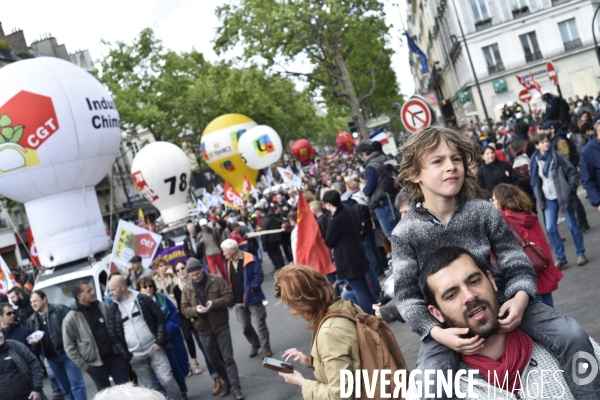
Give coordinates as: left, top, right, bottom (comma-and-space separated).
262, 357, 294, 374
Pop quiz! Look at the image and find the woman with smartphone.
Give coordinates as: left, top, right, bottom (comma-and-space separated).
274, 265, 360, 399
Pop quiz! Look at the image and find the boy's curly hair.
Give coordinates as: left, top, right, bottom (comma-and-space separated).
399, 126, 480, 202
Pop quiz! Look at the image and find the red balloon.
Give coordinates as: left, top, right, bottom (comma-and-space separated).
291, 139, 316, 164
336, 131, 358, 154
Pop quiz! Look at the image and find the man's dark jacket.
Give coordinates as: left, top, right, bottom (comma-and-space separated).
260, 212, 282, 245
1, 339, 44, 394
26, 303, 70, 357
106, 292, 170, 361
14, 294, 34, 325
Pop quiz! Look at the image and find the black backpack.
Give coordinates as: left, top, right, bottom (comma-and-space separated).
381, 157, 400, 195
345, 198, 374, 239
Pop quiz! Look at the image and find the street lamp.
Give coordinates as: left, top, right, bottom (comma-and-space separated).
450, 0, 492, 129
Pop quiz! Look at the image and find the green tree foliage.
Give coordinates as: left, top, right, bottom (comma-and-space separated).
214, 0, 402, 138
97, 28, 340, 166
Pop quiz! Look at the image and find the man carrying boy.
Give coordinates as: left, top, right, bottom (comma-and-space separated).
415, 246, 600, 398
393, 126, 599, 399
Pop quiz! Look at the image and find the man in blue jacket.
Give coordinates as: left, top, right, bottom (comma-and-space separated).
221, 238, 272, 359
0, 302, 29, 344
356, 142, 400, 240
580, 119, 600, 213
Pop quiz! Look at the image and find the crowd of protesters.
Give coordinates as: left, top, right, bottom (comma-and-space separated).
1, 90, 600, 399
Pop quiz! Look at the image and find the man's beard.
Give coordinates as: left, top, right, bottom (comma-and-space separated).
439, 296, 500, 339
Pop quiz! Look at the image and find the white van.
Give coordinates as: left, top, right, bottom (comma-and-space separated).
33, 253, 111, 306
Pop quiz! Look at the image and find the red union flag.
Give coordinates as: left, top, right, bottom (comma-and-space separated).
295, 192, 336, 275
223, 182, 244, 209
516, 75, 534, 91
529, 72, 543, 96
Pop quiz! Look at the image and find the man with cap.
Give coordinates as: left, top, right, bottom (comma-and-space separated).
179, 258, 244, 400
197, 218, 226, 278
220, 239, 272, 359
580, 118, 600, 214
125, 255, 152, 289
540, 120, 591, 232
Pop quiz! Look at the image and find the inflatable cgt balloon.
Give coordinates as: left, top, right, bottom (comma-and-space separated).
131, 142, 192, 224
336, 130, 358, 154
237, 125, 283, 170
201, 114, 258, 193
0, 57, 121, 267
291, 139, 316, 164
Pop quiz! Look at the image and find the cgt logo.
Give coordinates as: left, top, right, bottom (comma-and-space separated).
572, 351, 599, 386
253, 134, 275, 157
0, 91, 59, 174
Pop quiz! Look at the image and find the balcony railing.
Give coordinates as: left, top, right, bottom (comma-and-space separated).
475, 18, 493, 32
487, 62, 505, 75
525, 51, 543, 63
564, 38, 582, 52
512, 6, 530, 18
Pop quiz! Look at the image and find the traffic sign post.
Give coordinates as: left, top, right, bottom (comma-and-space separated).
519, 89, 532, 103
401, 98, 432, 133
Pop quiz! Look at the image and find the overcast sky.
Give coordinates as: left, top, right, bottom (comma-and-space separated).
3, 0, 414, 99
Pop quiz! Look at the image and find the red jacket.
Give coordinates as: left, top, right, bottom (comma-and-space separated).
501, 210, 563, 294
495, 149, 507, 162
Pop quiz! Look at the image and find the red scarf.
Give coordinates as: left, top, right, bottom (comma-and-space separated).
461, 329, 533, 393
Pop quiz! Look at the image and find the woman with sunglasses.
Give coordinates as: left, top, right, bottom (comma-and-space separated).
274, 264, 361, 399
173, 261, 223, 395
137, 277, 190, 399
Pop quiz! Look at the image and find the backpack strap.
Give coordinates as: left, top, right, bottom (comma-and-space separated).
521, 140, 528, 154
509, 140, 529, 158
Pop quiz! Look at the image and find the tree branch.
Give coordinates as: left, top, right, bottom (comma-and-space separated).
358, 55, 385, 104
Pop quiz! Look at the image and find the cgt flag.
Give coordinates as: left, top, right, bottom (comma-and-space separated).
295, 192, 336, 276
529, 72, 543, 96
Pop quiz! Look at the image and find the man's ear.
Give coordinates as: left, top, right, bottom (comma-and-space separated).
486, 270, 498, 292
428, 305, 445, 324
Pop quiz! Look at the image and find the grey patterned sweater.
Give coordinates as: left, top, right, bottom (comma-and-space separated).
392, 197, 537, 340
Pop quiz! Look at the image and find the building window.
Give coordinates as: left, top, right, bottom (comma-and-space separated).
559, 18, 582, 51
470, 0, 491, 30
470, 0, 489, 21
519, 32, 542, 62
482, 44, 505, 74
511, 0, 529, 17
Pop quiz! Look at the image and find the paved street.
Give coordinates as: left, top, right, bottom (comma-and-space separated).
43, 190, 600, 400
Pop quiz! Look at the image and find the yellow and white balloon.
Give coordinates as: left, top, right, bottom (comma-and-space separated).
201, 114, 282, 193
